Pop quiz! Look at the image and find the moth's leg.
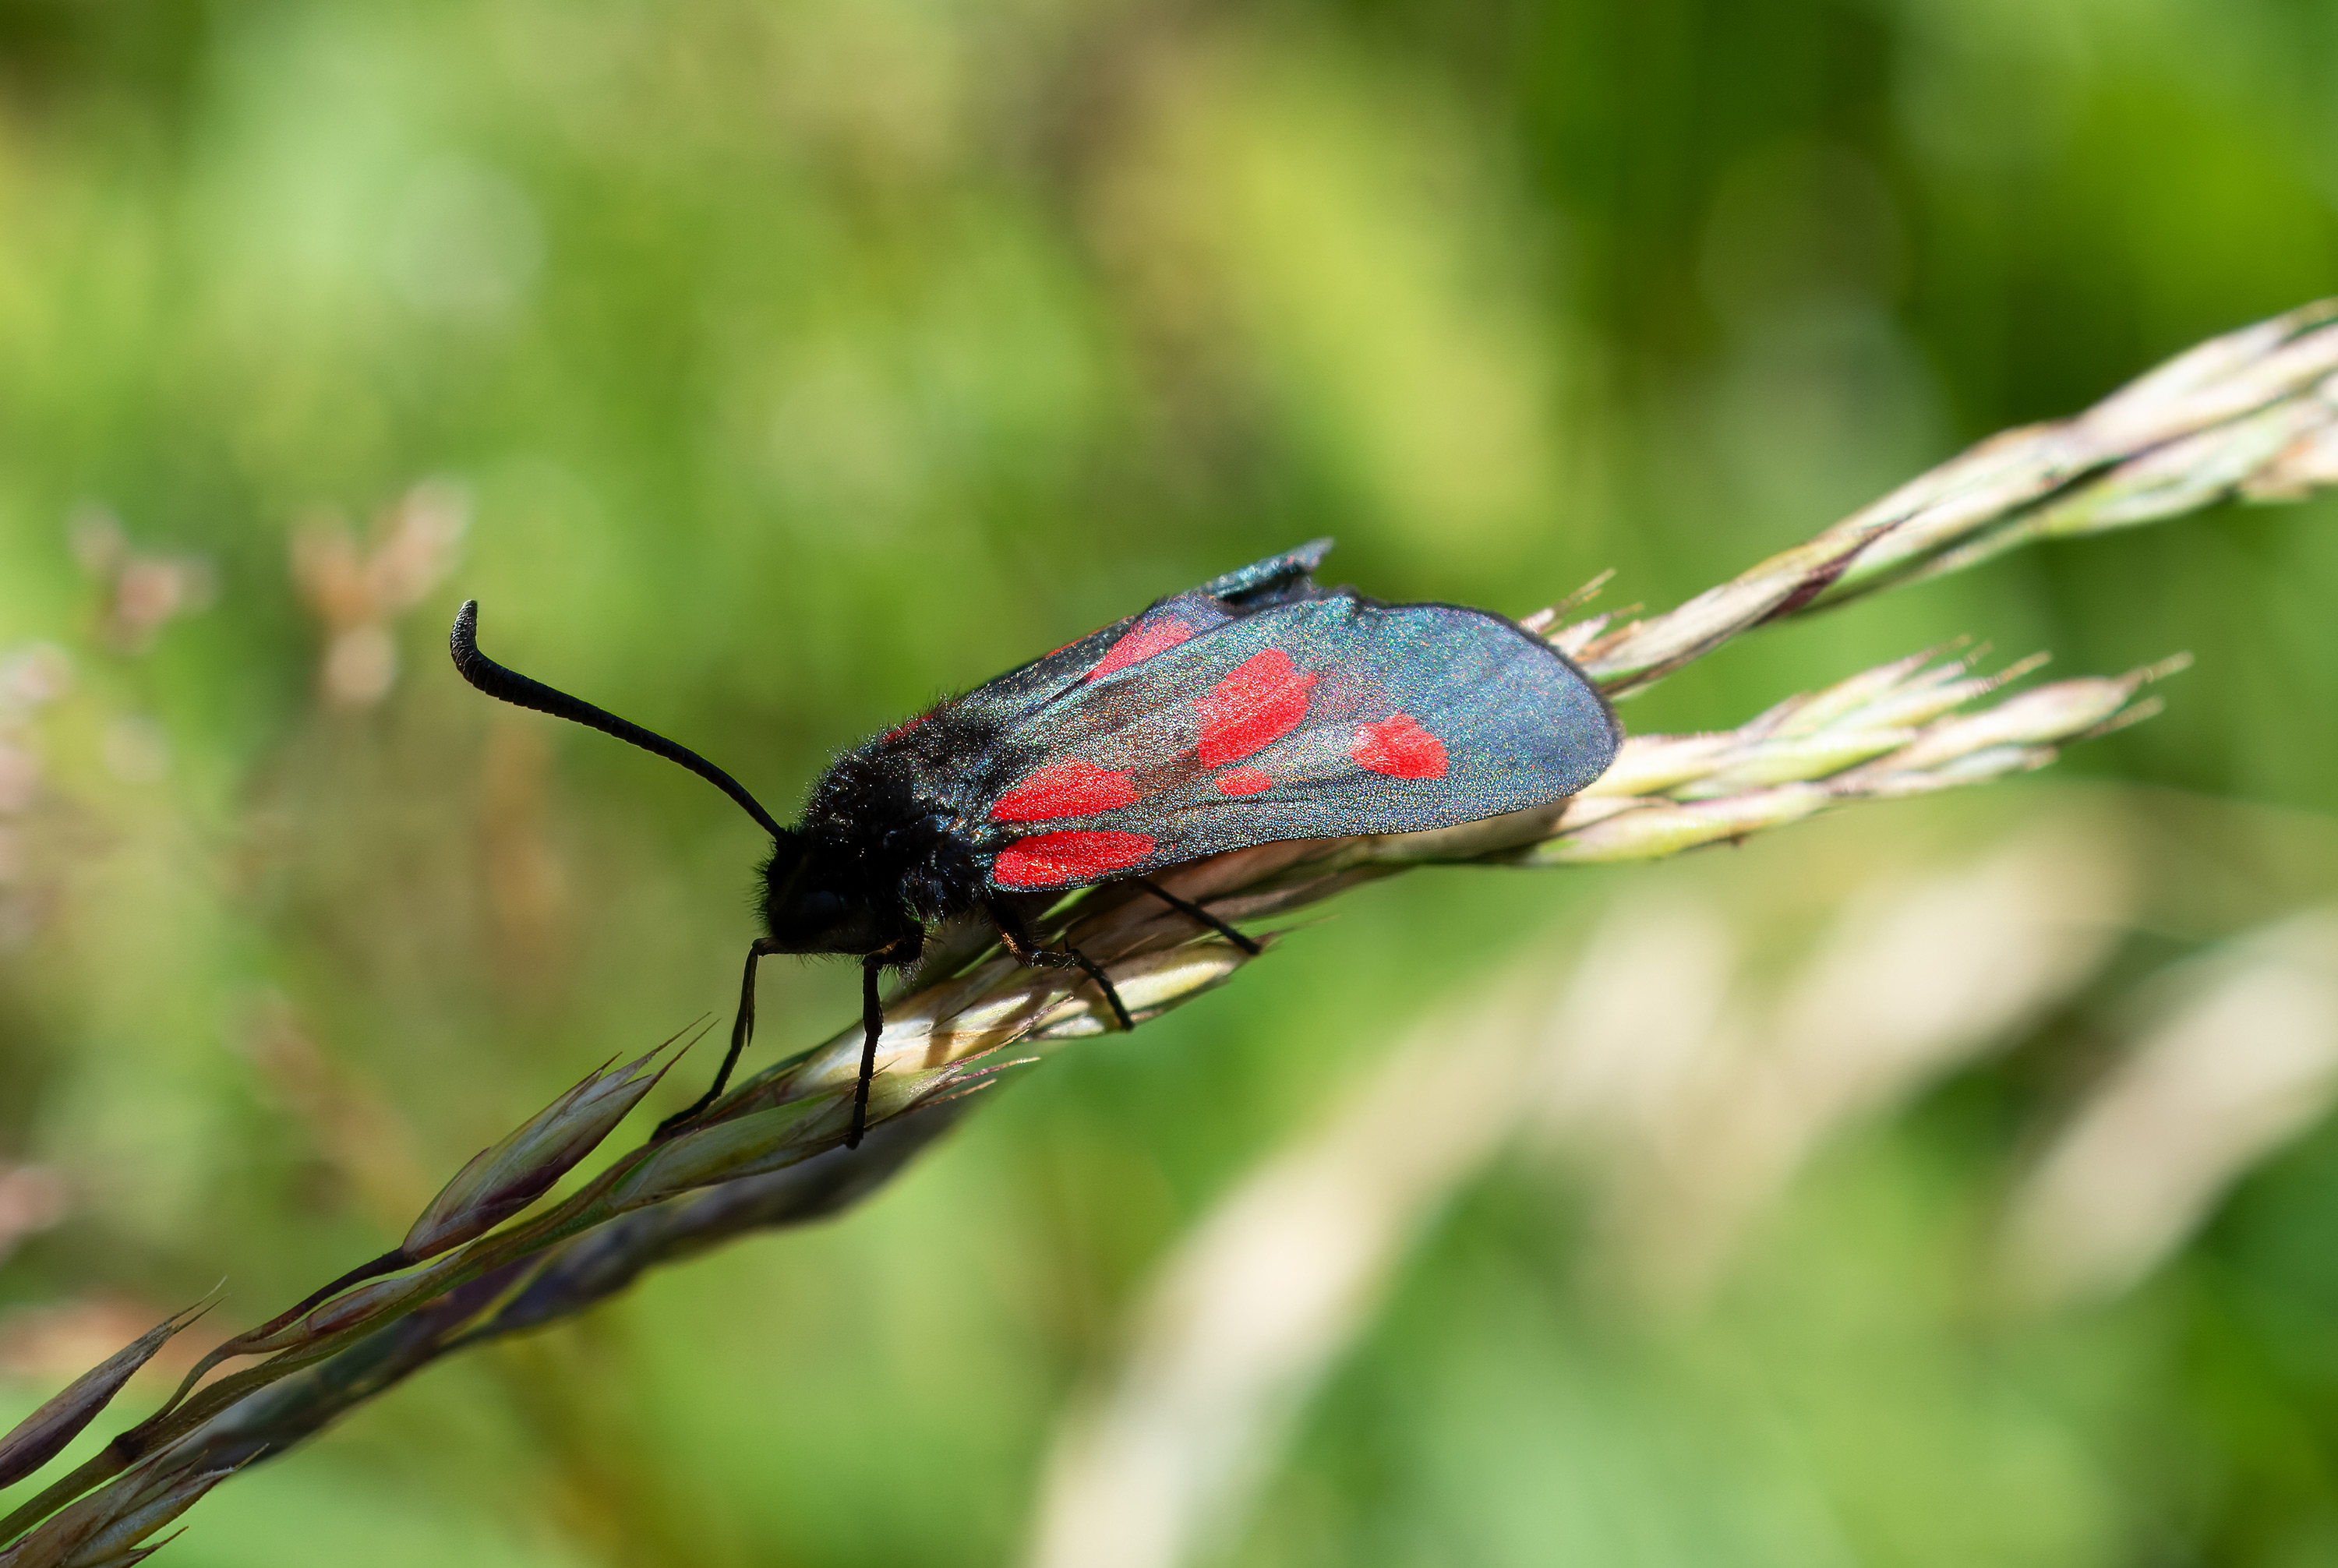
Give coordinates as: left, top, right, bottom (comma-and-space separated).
657, 935, 785, 1139
1055, 944, 1135, 1032
984, 896, 1054, 968
849, 956, 883, 1150
1130, 877, 1262, 956
846, 929, 919, 1150
984, 897, 1135, 1032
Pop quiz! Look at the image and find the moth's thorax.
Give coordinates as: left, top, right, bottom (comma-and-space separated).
759, 742, 1000, 956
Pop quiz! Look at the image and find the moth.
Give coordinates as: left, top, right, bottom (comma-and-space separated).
450, 540, 1619, 1146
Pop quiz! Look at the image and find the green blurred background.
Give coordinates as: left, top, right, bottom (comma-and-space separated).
5, 0, 2338, 1563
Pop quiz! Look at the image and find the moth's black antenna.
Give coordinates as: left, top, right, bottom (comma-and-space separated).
450, 600, 790, 842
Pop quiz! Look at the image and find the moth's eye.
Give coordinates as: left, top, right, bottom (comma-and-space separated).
789, 890, 846, 928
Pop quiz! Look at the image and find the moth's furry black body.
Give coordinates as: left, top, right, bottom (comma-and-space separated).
447, 539, 1619, 1151
765, 705, 1033, 966
751, 543, 1340, 980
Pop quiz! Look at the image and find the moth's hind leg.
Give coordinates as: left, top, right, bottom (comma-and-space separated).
1131, 877, 1262, 955
1052, 945, 1135, 1032
984, 896, 1135, 1032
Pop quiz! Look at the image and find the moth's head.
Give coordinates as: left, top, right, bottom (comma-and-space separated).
758, 832, 899, 955
446, 602, 921, 958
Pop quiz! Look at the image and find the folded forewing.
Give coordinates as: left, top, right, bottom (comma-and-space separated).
977, 594, 1619, 890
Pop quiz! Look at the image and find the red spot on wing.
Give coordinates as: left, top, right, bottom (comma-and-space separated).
1195, 649, 1316, 765
1215, 766, 1273, 797
994, 831, 1157, 888
990, 760, 1139, 823
1351, 713, 1447, 779
1087, 619, 1195, 681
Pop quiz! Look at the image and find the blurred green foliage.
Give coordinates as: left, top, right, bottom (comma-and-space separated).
2, 0, 2337, 1563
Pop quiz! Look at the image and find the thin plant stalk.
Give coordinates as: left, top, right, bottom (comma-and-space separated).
6, 298, 2338, 1564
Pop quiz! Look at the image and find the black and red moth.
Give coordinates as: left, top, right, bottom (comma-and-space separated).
450, 539, 1619, 1146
